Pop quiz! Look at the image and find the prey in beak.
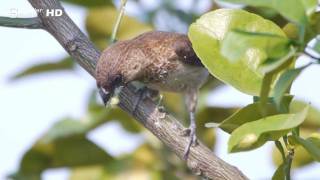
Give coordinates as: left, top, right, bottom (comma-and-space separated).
96, 71, 124, 107
98, 87, 111, 106
98, 86, 123, 107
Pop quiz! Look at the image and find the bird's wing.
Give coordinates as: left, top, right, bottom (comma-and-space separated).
172, 36, 205, 67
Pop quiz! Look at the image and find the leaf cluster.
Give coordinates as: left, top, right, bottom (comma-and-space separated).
189, 0, 320, 179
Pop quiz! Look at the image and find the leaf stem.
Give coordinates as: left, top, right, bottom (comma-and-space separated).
259, 50, 295, 116
259, 72, 273, 116
285, 149, 294, 180
283, 135, 289, 147
110, 0, 127, 43
298, 25, 305, 47
275, 140, 286, 162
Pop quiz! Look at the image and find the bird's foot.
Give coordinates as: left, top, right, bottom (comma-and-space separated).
132, 83, 165, 114
155, 94, 166, 113
132, 86, 149, 113
181, 126, 198, 160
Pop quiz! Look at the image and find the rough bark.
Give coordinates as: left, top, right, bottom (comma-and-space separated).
2, 0, 249, 179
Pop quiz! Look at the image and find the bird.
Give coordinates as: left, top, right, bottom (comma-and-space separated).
96, 31, 209, 159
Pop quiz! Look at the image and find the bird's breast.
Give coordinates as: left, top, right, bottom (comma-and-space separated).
145, 62, 208, 92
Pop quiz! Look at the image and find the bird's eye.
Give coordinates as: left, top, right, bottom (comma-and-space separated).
112, 74, 123, 86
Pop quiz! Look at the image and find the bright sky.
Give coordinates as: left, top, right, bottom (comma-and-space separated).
0, 1, 320, 179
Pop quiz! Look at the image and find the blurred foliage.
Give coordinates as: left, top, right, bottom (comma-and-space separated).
272, 129, 320, 168
69, 143, 199, 180
11, 134, 112, 179
61, 0, 113, 7
5, 0, 320, 179
244, 7, 288, 27
10, 57, 75, 81
86, 7, 153, 49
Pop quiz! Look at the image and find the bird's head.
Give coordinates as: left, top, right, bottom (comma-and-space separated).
95, 41, 129, 105
97, 73, 124, 105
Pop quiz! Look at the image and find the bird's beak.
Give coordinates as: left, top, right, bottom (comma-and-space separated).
99, 87, 112, 106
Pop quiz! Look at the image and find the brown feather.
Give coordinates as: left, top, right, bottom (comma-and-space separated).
96, 31, 207, 93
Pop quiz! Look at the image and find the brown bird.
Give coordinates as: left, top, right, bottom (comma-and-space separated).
96, 31, 209, 159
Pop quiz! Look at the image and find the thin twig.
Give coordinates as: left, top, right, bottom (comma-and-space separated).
110, 0, 128, 43
0, 16, 42, 29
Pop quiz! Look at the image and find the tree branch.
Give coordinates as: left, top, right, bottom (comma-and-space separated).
4, 0, 249, 179
0, 16, 42, 29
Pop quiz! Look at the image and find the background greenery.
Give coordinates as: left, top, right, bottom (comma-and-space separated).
1, 0, 320, 179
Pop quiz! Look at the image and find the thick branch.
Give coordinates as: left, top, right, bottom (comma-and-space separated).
23, 0, 248, 179
0, 16, 42, 29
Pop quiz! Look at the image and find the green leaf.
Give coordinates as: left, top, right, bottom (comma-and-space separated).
199, 106, 238, 125
197, 106, 237, 148
11, 57, 74, 80
258, 47, 296, 74
61, 0, 113, 7
86, 7, 152, 49
14, 102, 142, 178
221, 30, 290, 62
282, 23, 300, 40
210, 102, 277, 134
69, 166, 104, 180
70, 143, 177, 180
188, 9, 286, 95
41, 118, 92, 143
291, 101, 320, 130
13, 109, 114, 178
273, 65, 309, 109
220, 0, 308, 25
15, 136, 112, 178
291, 134, 320, 161
259, 73, 275, 116
314, 39, 320, 54
301, 0, 319, 17
272, 162, 286, 180
106, 108, 142, 133
309, 38, 320, 56
228, 105, 308, 152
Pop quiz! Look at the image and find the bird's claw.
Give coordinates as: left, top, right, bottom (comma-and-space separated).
180, 128, 191, 136
182, 126, 198, 160
132, 87, 149, 113
157, 106, 166, 113
132, 84, 165, 114
132, 86, 164, 114
156, 94, 166, 113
